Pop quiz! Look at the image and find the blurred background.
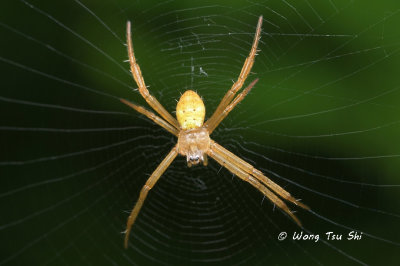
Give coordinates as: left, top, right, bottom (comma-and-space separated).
1, 0, 400, 265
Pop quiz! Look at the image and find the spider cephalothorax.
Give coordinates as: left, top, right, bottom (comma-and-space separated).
120, 16, 309, 249
177, 127, 210, 167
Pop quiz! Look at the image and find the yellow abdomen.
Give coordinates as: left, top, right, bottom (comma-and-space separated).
176, 90, 205, 130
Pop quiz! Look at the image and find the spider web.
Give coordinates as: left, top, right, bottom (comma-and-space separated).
1, 0, 400, 265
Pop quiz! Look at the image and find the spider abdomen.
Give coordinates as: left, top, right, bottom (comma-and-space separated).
176, 90, 205, 130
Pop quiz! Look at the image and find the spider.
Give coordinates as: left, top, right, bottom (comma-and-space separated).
120, 16, 309, 248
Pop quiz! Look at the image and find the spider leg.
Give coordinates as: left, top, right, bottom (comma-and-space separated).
120, 98, 179, 136
202, 154, 208, 166
126, 21, 180, 129
206, 78, 258, 134
124, 145, 178, 248
208, 148, 302, 226
205, 16, 262, 131
210, 140, 309, 210
207, 143, 308, 226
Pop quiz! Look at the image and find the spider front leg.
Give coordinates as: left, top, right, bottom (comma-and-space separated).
210, 141, 309, 210
207, 141, 308, 226
124, 145, 178, 248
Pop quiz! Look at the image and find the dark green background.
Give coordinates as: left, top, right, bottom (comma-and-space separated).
1, 0, 399, 265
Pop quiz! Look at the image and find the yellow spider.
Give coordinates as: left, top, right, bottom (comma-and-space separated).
120, 16, 309, 248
